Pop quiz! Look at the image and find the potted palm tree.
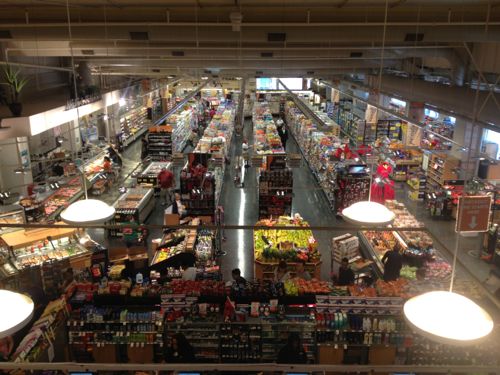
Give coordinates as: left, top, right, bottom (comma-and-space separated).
1, 65, 29, 117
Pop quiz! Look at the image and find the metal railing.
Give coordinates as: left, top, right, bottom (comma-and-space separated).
0, 362, 498, 374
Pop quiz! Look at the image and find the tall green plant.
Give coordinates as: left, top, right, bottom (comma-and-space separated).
1, 65, 29, 103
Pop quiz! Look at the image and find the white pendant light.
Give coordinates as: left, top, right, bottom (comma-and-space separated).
0, 290, 34, 338
342, 200, 395, 226
61, 199, 115, 225
404, 291, 493, 345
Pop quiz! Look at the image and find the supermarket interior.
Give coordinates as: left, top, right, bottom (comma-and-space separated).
0, 0, 500, 373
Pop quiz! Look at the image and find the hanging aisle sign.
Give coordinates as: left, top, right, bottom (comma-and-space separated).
455, 196, 492, 233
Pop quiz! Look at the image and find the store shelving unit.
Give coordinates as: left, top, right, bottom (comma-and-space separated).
147, 125, 172, 161
375, 119, 404, 141
170, 108, 196, 153
426, 153, 460, 189
68, 305, 164, 363
258, 168, 293, 218
119, 106, 151, 148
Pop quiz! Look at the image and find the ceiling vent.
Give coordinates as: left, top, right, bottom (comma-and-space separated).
256, 70, 263, 75
172, 51, 185, 57
404, 33, 424, 42
0, 30, 12, 39
204, 69, 212, 74
81, 49, 94, 55
129, 31, 149, 40
152, 69, 160, 73
261, 52, 273, 58
350, 52, 363, 58
268, 32, 286, 42
307, 71, 315, 75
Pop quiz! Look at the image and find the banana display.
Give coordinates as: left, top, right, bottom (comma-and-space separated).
254, 215, 319, 263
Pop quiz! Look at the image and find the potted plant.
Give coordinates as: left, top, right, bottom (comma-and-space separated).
1, 65, 29, 117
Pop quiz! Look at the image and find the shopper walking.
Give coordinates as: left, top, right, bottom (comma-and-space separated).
157, 166, 174, 206
277, 332, 308, 364
382, 246, 403, 282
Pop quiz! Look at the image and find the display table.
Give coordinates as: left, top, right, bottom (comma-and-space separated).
253, 215, 321, 280
254, 259, 321, 280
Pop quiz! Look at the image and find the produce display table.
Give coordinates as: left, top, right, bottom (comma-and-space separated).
253, 215, 321, 280
254, 259, 321, 281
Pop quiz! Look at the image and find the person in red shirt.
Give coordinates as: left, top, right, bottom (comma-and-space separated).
157, 166, 174, 206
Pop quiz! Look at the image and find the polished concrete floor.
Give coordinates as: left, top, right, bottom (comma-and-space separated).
92, 118, 499, 307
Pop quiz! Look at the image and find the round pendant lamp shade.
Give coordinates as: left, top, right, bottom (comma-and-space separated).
342, 201, 395, 226
61, 199, 115, 225
0, 290, 34, 338
404, 291, 494, 346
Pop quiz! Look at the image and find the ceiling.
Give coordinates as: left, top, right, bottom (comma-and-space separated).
0, 0, 499, 85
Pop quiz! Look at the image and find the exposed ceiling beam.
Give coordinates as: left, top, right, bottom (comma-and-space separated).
0, 60, 72, 72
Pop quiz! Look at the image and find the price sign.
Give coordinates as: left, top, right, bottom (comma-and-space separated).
455, 196, 492, 233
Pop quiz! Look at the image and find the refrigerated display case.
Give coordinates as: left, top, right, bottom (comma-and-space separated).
109, 188, 155, 237
0, 205, 25, 235
0, 225, 90, 271
136, 161, 173, 186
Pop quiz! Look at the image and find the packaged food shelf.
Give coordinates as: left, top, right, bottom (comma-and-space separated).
147, 125, 172, 161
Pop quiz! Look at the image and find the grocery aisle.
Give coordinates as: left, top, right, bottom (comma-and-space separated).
219, 118, 258, 281
220, 118, 347, 281
285, 130, 346, 280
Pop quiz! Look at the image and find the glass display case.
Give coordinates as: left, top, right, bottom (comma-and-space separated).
0, 225, 90, 271
0, 204, 25, 235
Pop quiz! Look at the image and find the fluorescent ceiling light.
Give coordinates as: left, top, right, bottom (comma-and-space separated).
201, 76, 209, 80
61, 199, 115, 225
0, 290, 34, 339
342, 201, 395, 226
404, 291, 493, 346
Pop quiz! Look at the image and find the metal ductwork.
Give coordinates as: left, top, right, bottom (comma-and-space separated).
359, 74, 500, 128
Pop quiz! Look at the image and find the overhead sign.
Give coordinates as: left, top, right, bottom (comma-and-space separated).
455, 196, 492, 233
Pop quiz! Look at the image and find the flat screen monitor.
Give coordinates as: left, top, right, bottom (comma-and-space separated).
348, 165, 366, 174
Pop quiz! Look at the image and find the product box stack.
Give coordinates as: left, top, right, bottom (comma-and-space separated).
332, 234, 359, 264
